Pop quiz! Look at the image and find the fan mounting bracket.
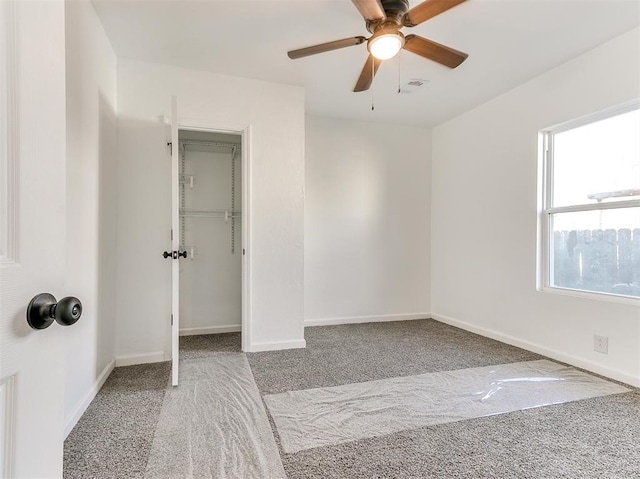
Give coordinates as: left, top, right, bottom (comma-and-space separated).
380, 0, 410, 15
366, 0, 410, 34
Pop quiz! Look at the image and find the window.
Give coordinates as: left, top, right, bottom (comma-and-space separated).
540, 101, 640, 300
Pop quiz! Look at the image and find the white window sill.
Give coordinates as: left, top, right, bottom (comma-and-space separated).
538, 286, 640, 306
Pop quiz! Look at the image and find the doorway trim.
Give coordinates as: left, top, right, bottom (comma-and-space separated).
177, 118, 252, 353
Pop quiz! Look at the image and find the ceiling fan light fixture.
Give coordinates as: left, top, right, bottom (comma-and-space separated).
368, 31, 405, 60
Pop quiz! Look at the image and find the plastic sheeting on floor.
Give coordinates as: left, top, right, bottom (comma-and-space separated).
145, 354, 286, 479
264, 359, 630, 453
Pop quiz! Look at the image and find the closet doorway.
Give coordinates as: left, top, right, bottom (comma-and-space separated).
176, 128, 247, 364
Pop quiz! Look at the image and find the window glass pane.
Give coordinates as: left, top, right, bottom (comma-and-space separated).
552, 109, 640, 207
551, 208, 640, 298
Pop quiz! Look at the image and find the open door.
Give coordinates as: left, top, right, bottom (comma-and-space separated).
171, 96, 180, 386
0, 1, 67, 475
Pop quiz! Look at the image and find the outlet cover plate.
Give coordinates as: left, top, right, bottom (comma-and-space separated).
594, 335, 608, 354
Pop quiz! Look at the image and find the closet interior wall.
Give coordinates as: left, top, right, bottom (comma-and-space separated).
178, 130, 242, 335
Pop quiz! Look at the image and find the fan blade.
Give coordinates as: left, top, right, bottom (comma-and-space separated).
403, 34, 468, 68
353, 54, 382, 92
351, 0, 386, 21
288, 36, 367, 59
404, 0, 467, 27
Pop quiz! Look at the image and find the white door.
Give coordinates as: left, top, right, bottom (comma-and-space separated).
0, 1, 67, 477
170, 97, 180, 386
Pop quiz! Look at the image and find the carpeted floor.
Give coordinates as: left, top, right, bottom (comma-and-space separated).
280, 391, 640, 479
64, 362, 170, 478
247, 320, 540, 394
63, 319, 640, 478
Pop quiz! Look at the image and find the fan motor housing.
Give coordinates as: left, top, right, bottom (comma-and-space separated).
366, 0, 410, 33
381, 0, 410, 14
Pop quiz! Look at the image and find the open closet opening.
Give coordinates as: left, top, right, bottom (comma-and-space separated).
177, 129, 243, 341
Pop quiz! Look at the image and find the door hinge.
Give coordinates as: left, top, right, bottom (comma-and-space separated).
171, 229, 173, 241
171, 314, 173, 326
167, 142, 172, 155
243, 248, 245, 255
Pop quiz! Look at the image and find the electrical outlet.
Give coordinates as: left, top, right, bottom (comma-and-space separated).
594, 335, 608, 354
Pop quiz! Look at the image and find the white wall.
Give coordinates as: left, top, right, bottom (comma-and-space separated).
64, 0, 118, 435
305, 116, 431, 326
431, 28, 640, 386
115, 59, 305, 358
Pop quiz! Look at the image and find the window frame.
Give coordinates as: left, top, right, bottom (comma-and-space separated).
538, 100, 640, 304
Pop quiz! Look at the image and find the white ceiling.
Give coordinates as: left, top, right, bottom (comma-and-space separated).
92, 0, 640, 126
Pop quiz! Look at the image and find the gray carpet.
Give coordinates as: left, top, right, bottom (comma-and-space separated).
63, 334, 240, 479
263, 359, 629, 454
247, 319, 540, 394
179, 332, 242, 359
64, 320, 640, 478
64, 362, 170, 478
281, 391, 640, 479
248, 321, 638, 478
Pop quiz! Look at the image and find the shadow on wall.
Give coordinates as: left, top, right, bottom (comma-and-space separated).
97, 92, 118, 374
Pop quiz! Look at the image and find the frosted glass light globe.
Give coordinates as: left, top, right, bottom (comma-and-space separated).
369, 33, 403, 60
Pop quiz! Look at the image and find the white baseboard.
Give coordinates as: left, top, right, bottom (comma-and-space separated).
64, 359, 115, 438
305, 313, 430, 327
114, 351, 168, 367
180, 324, 241, 336
248, 339, 306, 352
431, 313, 640, 388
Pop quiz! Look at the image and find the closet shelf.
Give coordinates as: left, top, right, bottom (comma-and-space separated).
181, 140, 239, 156
179, 208, 241, 219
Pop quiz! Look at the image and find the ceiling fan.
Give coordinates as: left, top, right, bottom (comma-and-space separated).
287, 0, 469, 92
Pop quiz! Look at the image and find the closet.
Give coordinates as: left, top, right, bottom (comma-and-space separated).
178, 130, 242, 335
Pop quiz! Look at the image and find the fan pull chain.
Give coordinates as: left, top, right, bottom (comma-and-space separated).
397, 52, 401, 94
371, 57, 375, 111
